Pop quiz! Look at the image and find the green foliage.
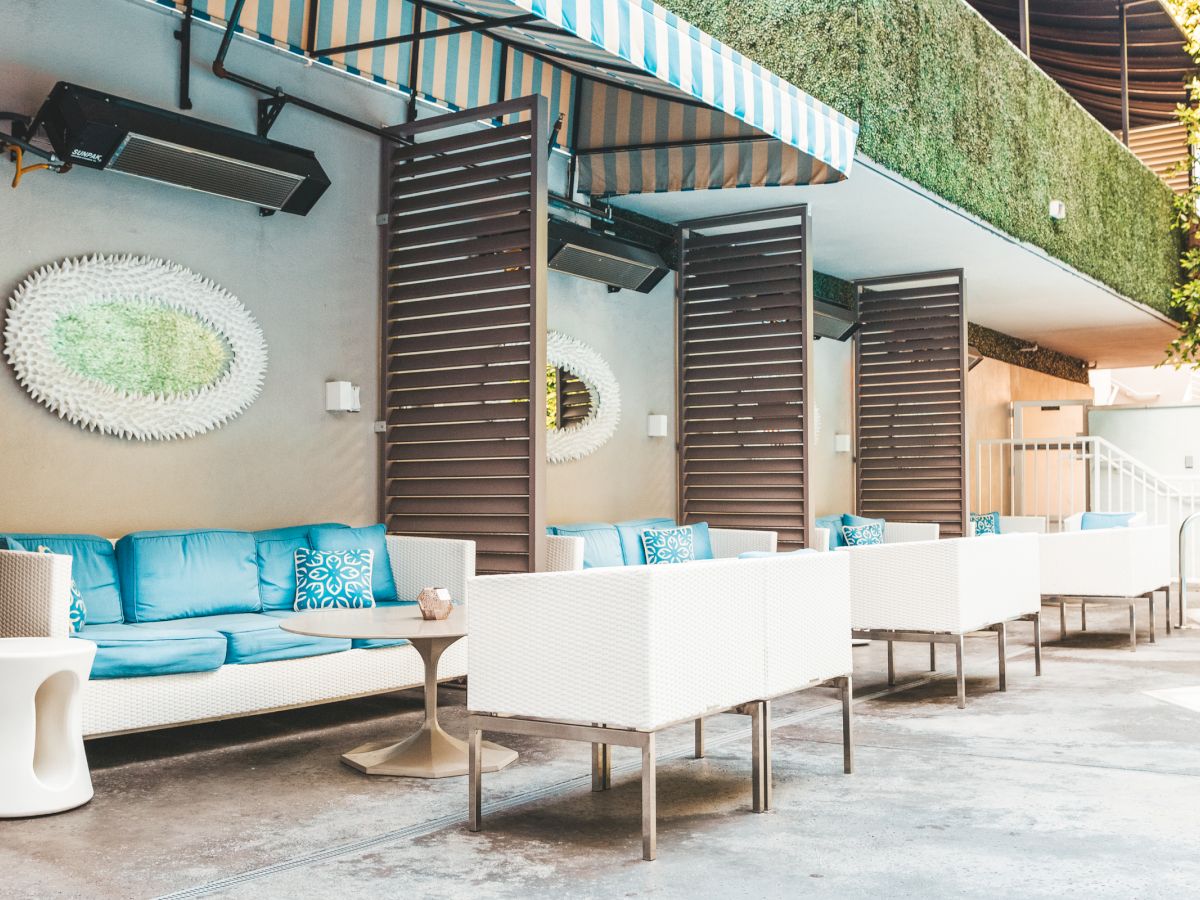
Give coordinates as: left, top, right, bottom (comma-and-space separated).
661, 0, 1183, 315
52, 301, 231, 396
1165, 1, 1200, 366
546, 364, 558, 430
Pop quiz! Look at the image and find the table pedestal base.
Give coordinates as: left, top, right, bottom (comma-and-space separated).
343, 723, 516, 778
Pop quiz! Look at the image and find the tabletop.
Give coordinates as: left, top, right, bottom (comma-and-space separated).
280, 605, 467, 641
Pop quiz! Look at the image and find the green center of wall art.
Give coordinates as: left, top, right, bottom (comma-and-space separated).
3, 255, 267, 440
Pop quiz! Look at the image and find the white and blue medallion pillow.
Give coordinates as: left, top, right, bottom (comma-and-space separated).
641, 526, 696, 565
841, 522, 884, 546
294, 548, 375, 610
36, 545, 85, 633
971, 512, 1001, 536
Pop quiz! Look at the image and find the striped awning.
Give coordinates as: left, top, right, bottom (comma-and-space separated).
150, 0, 859, 195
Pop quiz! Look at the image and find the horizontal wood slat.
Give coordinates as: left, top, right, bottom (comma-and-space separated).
383, 105, 543, 574
855, 275, 967, 537
678, 210, 811, 550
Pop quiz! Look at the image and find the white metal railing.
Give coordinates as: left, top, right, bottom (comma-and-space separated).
974, 436, 1200, 577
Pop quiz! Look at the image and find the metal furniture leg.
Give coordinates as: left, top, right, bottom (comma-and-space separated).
591, 741, 612, 792
995, 621, 1007, 692
761, 700, 773, 810
468, 726, 482, 832
1166, 587, 1173, 636
1129, 602, 1137, 652
1081, 600, 1087, 631
1148, 591, 1156, 644
954, 634, 966, 709
694, 718, 704, 759
1059, 600, 1067, 640
886, 640, 895, 686
839, 675, 854, 774
749, 701, 765, 813
641, 733, 656, 861
929, 642, 936, 671
1033, 611, 1043, 676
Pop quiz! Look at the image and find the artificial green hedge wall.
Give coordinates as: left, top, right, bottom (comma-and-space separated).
967, 323, 1090, 384
661, 0, 1183, 315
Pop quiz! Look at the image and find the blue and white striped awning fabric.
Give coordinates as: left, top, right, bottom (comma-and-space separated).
149, 0, 858, 195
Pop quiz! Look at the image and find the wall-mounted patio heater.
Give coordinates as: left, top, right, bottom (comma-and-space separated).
30, 82, 330, 215
548, 218, 669, 293
813, 298, 860, 341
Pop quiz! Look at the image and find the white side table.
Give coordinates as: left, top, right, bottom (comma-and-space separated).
0, 637, 96, 817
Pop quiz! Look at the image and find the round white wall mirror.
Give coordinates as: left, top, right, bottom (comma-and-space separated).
545, 331, 620, 463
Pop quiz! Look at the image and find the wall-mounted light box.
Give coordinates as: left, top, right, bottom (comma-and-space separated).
647, 414, 669, 438
325, 380, 361, 413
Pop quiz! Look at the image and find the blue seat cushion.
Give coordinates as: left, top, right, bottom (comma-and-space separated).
141, 613, 350, 664
816, 515, 847, 549
1081, 512, 1136, 530
552, 523, 625, 568
309, 524, 398, 603
1, 533, 124, 625
615, 518, 675, 565
117, 529, 262, 622
265, 601, 417, 649
253, 524, 349, 611
77, 623, 226, 679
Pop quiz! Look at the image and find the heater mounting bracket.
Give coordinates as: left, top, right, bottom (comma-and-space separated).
257, 95, 288, 137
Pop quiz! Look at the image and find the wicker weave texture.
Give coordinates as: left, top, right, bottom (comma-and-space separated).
1038, 526, 1170, 597
467, 555, 843, 730
709, 528, 777, 558
848, 534, 1040, 633
0, 549, 72, 639
884, 522, 940, 543
387, 534, 474, 604
762, 553, 851, 695
545, 535, 585, 572
83, 640, 468, 736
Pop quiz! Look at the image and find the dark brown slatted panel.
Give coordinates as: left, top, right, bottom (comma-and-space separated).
854, 272, 968, 538
382, 97, 547, 574
677, 207, 813, 550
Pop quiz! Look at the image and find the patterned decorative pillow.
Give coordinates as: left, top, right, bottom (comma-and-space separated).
294, 548, 375, 610
641, 526, 696, 565
841, 523, 884, 546
971, 512, 1001, 536
36, 545, 86, 633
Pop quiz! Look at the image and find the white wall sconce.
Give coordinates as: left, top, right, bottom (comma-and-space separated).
647, 414, 669, 438
1048, 199, 1067, 221
834, 433, 852, 454
325, 380, 361, 413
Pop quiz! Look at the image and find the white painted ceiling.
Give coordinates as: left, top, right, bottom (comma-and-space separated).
613, 154, 1178, 369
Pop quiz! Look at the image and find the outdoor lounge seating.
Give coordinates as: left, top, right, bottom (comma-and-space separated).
0, 528, 473, 736
545, 518, 778, 571
814, 515, 940, 550
464, 552, 853, 860
1035, 514, 1171, 650
846, 533, 1043, 707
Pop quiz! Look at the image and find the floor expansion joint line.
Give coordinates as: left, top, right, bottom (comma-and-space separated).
156, 671, 970, 899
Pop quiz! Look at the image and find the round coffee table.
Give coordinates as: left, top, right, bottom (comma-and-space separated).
281, 606, 516, 778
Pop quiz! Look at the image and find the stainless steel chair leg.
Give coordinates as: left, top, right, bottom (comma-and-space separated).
1059, 600, 1067, 639
1033, 611, 1043, 676
1148, 592, 1156, 644
761, 699, 773, 811
641, 734, 657, 861
886, 640, 895, 686
694, 718, 704, 759
929, 642, 936, 671
955, 635, 966, 708
840, 675, 854, 774
996, 621, 1007, 692
1129, 602, 1137, 652
1166, 587, 1173, 636
1080, 600, 1087, 631
750, 701, 765, 813
591, 741, 611, 792
468, 726, 482, 832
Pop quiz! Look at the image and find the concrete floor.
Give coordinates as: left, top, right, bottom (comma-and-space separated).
5, 605, 1200, 899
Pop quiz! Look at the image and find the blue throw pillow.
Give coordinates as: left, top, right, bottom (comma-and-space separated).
641, 527, 696, 564
971, 512, 1001, 536
1081, 512, 1136, 530
294, 548, 375, 610
816, 515, 846, 548
615, 518, 675, 565
33, 544, 85, 633
841, 522, 884, 546
309, 524, 397, 602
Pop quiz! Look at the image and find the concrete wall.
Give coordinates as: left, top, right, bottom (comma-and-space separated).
812, 338, 854, 518
0, 0, 406, 534
1089, 405, 1200, 479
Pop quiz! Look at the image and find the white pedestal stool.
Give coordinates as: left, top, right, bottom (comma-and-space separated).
0, 638, 96, 817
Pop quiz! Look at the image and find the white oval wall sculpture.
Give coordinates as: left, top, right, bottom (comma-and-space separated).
3, 255, 267, 440
547, 330, 621, 464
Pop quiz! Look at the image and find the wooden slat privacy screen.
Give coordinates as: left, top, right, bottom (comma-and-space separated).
854, 271, 968, 537
677, 207, 814, 550
382, 96, 548, 574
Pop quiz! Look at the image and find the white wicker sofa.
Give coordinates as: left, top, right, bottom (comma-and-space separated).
465, 552, 853, 860
545, 518, 778, 572
1034, 513, 1171, 650
0, 533, 472, 737
845, 533, 1042, 707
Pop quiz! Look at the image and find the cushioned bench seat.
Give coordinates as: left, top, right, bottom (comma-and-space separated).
140, 613, 351, 664
78, 624, 228, 679
263, 601, 418, 649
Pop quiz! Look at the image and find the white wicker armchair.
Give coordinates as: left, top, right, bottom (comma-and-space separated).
0, 535, 475, 737
1037, 520, 1170, 650
846, 534, 1042, 707
544, 526, 777, 572
465, 553, 852, 860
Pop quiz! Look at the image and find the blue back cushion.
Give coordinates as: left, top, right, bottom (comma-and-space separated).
253, 523, 348, 610
1081, 512, 1136, 530
552, 523, 624, 568
116, 529, 262, 622
615, 518, 674, 565
1, 532, 124, 624
816, 515, 846, 548
309, 524, 397, 603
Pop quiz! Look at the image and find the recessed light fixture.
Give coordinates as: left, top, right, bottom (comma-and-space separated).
1048, 199, 1067, 221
